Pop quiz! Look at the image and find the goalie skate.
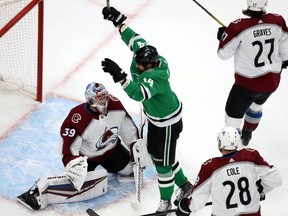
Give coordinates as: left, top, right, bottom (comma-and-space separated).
117, 172, 135, 183
17, 188, 40, 210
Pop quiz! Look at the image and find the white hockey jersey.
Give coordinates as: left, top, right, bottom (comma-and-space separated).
60, 94, 139, 166
218, 13, 288, 92
188, 148, 282, 216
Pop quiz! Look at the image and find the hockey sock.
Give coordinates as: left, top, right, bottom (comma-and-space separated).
155, 165, 174, 200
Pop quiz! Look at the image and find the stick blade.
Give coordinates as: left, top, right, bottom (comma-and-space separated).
130, 199, 141, 211
86, 208, 100, 216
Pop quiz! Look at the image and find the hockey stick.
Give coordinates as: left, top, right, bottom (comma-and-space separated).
130, 106, 146, 210
130, 157, 143, 210
140, 202, 212, 216
191, 0, 225, 27
85, 202, 212, 216
106, 0, 110, 9
86, 208, 100, 216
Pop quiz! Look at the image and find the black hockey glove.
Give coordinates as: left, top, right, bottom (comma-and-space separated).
176, 198, 192, 216
282, 60, 288, 69
217, 26, 226, 41
102, 58, 127, 83
256, 179, 266, 201
102, 7, 127, 27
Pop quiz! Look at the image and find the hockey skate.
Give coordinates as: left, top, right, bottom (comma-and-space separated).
117, 172, 135, 183
17, 187, 40, 210
156, 199, 172, 215
174, 181, 193, 205
241, 127, 253, 146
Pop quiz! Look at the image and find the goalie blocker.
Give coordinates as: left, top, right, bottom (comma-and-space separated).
117, 137, 153, 183
17, 169, 107, 210
130, 137, 154, 169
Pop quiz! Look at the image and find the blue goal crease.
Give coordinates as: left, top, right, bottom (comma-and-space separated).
0, 96, 155, 214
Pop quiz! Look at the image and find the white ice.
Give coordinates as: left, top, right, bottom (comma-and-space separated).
1, 0, 288, 215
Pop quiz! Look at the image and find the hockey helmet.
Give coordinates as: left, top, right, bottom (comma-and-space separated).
134, 45, 158, 66
246, 0, 267, 12
85, 82, 109, 113
217, 127, 240, 150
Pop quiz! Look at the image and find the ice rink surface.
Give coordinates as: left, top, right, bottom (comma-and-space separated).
0, 0, 288, 215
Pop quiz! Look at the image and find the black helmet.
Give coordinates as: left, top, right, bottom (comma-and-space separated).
134, 45, 158, 65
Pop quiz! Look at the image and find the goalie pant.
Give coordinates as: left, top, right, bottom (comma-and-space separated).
17, 169, 107, 210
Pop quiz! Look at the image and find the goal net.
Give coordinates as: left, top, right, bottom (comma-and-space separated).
0, 0, 43, 102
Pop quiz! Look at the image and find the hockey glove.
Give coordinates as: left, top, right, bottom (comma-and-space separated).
102, 7, 127, 27
176, 198, 192, 216
282, 60, 288, 69
102, 58, 127, 83
217, 26, 226, 41
256, 179, 266, 201
66, 156, 88, 191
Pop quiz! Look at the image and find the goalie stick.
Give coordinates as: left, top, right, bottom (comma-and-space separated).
130, 105, 146, 210
86, 111, 146, 215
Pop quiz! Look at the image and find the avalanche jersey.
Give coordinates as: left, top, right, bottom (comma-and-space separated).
119, 25, 182, 127
189, 148, 282, 216
60, 95, 139, 166
218, 13, 288, 92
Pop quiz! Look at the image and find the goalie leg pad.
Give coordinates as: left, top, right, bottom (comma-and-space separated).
45, 169, 108, 205
17, 169, 108, 210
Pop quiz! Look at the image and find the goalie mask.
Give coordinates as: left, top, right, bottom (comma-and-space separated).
246, 0, 268, 12
85, 82, 109, 114
217, 127, 240, 151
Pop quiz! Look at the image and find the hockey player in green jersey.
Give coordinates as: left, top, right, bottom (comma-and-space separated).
101, 6, 192, 214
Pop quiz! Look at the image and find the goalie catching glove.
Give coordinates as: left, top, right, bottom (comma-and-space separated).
102, 6, 127, 27
130, 138, 153, 168
65, 156, 88, 191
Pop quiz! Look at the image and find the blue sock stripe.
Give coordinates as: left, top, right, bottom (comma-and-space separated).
246, 108, 263, 118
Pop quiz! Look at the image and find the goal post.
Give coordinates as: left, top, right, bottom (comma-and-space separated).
0, 0, 44, 102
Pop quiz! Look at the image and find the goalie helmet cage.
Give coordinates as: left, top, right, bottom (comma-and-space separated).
0, 0, 44, 102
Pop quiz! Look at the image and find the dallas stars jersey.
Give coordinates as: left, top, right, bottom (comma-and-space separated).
119, 25, 182, 127
218, 13, 288, 92
188, 148, 282, 216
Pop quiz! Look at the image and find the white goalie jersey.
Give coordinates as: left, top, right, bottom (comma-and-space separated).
60, 94, 139, 167
188, 148, 282, 216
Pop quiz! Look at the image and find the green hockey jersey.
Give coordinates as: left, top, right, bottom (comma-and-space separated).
120, 25, 182, 127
